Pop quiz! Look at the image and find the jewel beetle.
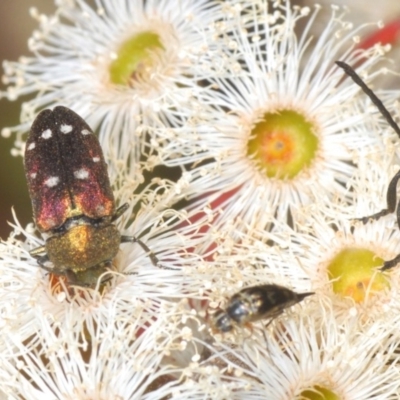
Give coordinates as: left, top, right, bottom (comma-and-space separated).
24, 105, 158, 287
211, 284, 313, 333
336, 61, 400, 271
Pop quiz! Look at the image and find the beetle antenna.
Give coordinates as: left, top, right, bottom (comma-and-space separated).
336, 61, 400, 138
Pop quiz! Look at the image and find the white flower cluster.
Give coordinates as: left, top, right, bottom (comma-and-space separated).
2, 0, 400, 398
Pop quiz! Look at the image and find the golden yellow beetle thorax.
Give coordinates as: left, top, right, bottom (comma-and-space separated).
45, 223, 120, 271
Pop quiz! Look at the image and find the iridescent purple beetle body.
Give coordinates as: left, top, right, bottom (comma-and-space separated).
25, 106, 157, 287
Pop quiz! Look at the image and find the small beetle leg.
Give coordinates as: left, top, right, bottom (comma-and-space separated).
120, 235, 159, 266
29, 245, 47, 258
111, 203, 129, 222
36, 254, 57, 273
381, 254, 400, 271
357, 169, 400, 225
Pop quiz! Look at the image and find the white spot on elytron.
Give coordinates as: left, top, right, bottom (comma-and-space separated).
92, 157, 100, 162
74, 168, 89, 179
27, 142, 36, 150
44, 176, 60, 187
30, 173, 37, 179
81, 129, 91, 135
60, 124, 73, 134
41, 129, 52, 139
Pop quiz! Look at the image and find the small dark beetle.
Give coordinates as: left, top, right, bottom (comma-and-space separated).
24, 106, 158, 287
337, 61, 400, 271
211, 284, 313, 333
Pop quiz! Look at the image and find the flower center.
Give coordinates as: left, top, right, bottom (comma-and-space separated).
327, 248, 389, 302
300, 386, 339, 400
109, 31, 164, 86
247, 109, 318, 179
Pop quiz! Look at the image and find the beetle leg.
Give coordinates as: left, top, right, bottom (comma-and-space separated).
358, 169, 400, 225
36, 254, 58, 273
31, 247, 66, 276
384, 169, 400, 217
29, 245, 47, 258
381, 254, 400, 271
120, 235, 159, 266
397, 198, 400, 231
30, 248, 64, 275
111, 203, 129, 222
